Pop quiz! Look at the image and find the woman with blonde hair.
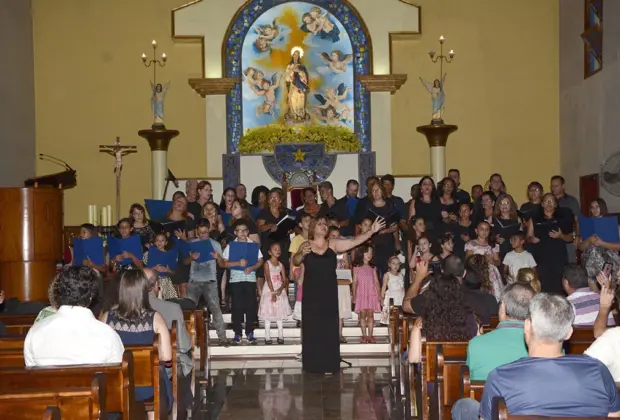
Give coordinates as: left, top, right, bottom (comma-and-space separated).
516, 267, 541, 293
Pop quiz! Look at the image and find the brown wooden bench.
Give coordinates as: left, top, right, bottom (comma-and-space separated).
0, 373, 106, 420
0, 314, 37, 336
493, 396, 611, 419
0, 351, 138, 419
0, 335, 27, 350
388, 303, 399, 380
565, 327, 595, 354
460, 365, 485, 401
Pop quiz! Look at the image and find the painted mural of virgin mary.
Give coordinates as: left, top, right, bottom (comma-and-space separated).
284, 47, 311, 123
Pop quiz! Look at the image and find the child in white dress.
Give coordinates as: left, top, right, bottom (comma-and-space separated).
258, 243, 292, 344
380, 256, 405, 324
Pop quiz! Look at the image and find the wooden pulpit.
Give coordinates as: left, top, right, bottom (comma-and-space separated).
0, 170, 75, 302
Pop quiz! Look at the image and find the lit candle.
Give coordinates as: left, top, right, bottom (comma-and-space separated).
152, 40, 157, 46
141, 53, 147, 61
449, 49, 455, 55
162, 53, 167, 61
439, 35, 445, 41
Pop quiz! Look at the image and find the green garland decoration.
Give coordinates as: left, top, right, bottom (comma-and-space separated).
237, 124, 360, 154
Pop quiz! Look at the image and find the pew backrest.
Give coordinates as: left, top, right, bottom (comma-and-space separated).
0, 373, 106, 420
0, 314, 37, 336
0, 351, 136, 420
42, 406, 62, 420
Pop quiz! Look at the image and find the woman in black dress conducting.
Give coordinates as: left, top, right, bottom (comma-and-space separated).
293, 215, 385, 374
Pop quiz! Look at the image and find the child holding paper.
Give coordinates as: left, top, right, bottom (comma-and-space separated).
112, 218, 144, 273
72, 223, 106, 274
258, 242, 291, 345
184, 219, 229, 346
219, 219, 264, 345
143, 232, 178, 299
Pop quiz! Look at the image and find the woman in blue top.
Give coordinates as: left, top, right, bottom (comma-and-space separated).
101, 269, 173, 420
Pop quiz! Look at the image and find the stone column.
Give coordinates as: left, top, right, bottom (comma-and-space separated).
416, 124, 458, 181
138, 129, 180, 199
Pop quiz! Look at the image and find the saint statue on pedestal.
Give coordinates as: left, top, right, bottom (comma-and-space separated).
284, 47, 311, 123
420, 74, 446, 123
150, 81, 170, 127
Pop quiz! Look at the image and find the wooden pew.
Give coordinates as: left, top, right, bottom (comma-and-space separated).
0, 373, 106, 420
0, 335, 26, 350
565, 327, 595, 354
0, 351, 138, 420
0, 314, 37, 335
388, 302, 399, 380
493, 397, 610, 419
460, 365, 485, 401
398, 312, 417, 410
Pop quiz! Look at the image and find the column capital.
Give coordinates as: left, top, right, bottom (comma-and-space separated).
416, 124, 458, 148
357, 74, 408, 94
138, 129, 180, 151
188, 78, 239, 97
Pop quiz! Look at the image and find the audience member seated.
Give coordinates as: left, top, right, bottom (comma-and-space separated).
563, 263, 614, 326
403, 255, 498, 325
452, 293, 620, 420
24, 267, 124, 366
408, 272, 479, 363
144, 268, 193, 416
101, 269, 173, 420
464, 282, 534, 381
515, 267, 541, 293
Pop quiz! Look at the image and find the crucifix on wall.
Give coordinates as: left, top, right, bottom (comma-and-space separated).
99, 137, 137, 225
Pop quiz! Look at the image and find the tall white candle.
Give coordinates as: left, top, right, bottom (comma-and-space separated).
88, 205, 93, 224
107, 205, 113, 225
94, 205, 99, 226
101, 208, 106, 227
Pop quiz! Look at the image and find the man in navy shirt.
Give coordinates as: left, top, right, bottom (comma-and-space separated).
448, 168, 471, 204
454, 292, 620, 419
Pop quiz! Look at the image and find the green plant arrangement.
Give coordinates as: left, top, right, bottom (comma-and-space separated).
237, 124, 360, 154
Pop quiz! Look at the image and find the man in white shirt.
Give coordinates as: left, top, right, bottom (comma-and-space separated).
24, 267, 124, 366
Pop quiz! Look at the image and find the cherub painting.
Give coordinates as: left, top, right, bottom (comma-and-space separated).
319, 51, 353, 73
314, 83, 352, 123
244, 67, 282, 118
300, 6, 340, 43
419, 73, 446, 121
315, 105, 345, 127
252, 19, 280, 52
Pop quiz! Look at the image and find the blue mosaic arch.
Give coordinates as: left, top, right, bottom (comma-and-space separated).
223, 0, 372, 154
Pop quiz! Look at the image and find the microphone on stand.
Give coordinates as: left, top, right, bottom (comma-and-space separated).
167, 169, 180, 188
39, 154, 73, 171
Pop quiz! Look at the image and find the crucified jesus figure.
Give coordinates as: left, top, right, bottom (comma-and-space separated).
99, 137, 137, 224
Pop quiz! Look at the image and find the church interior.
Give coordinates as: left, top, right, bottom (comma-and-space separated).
1, 0, 620, 419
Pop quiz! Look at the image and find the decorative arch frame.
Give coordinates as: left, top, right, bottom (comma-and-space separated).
222, 0, 373, 154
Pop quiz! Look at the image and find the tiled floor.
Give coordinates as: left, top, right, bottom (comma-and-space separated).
197, 360, 403, 419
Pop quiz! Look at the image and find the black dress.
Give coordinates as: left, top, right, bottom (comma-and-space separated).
369, 201, 397, 279
531, 209, 573, 294
450, 222, 475, 259
414, 199, 442, 242
257, 208, 292, 273
302, 247, 340, 374
493, 218, 521, 260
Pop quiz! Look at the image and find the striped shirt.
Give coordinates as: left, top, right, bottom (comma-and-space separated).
567, 288, 615, 326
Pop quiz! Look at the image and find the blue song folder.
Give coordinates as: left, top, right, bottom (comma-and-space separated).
188, 239, 215, 263
108, 235, 143, 265
145, 199, 173, 222
228, 241, 260, 271
146, 247, 178, 277
579, 215, 620, 243
73, 237, 104, 266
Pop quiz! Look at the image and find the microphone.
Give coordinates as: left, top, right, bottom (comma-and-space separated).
39, 154, 73, 171
167, 169, 179, 188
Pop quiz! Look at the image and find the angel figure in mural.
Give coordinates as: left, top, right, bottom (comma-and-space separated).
300, 7, 341, 43
315, 105, 346, 127
419, 74, 446, 122
252, 19, 280, 53
319, 51, 353, 73
244, 67, 282, 118
313, 83, 353, 124
150, 81, 170, 126
284, 47, 311, 123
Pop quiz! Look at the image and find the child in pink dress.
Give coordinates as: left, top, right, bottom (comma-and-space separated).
353, 244, 381, 343
258, 243, 292, 344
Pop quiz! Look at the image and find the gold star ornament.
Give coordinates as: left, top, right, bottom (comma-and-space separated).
293, 148, 306, 162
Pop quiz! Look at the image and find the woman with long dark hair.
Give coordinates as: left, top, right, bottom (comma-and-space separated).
101, 270, 172, 419
219, 188, 237, 227
292, 215, 385, 374
408, 273, 478, 363
250, 185, 270, 220
527, 193, 574, 294
129, 203, 157, 250
438, 176, 459, 225
188, 180, 214, 220
408, 176, 442, 242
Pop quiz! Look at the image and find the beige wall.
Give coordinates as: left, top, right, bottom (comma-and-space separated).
391, 0, 560, 202
0, 0, 36, 186
32, 0, 205, 224
560, 0, 620, 211
32, 0, 560, 225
